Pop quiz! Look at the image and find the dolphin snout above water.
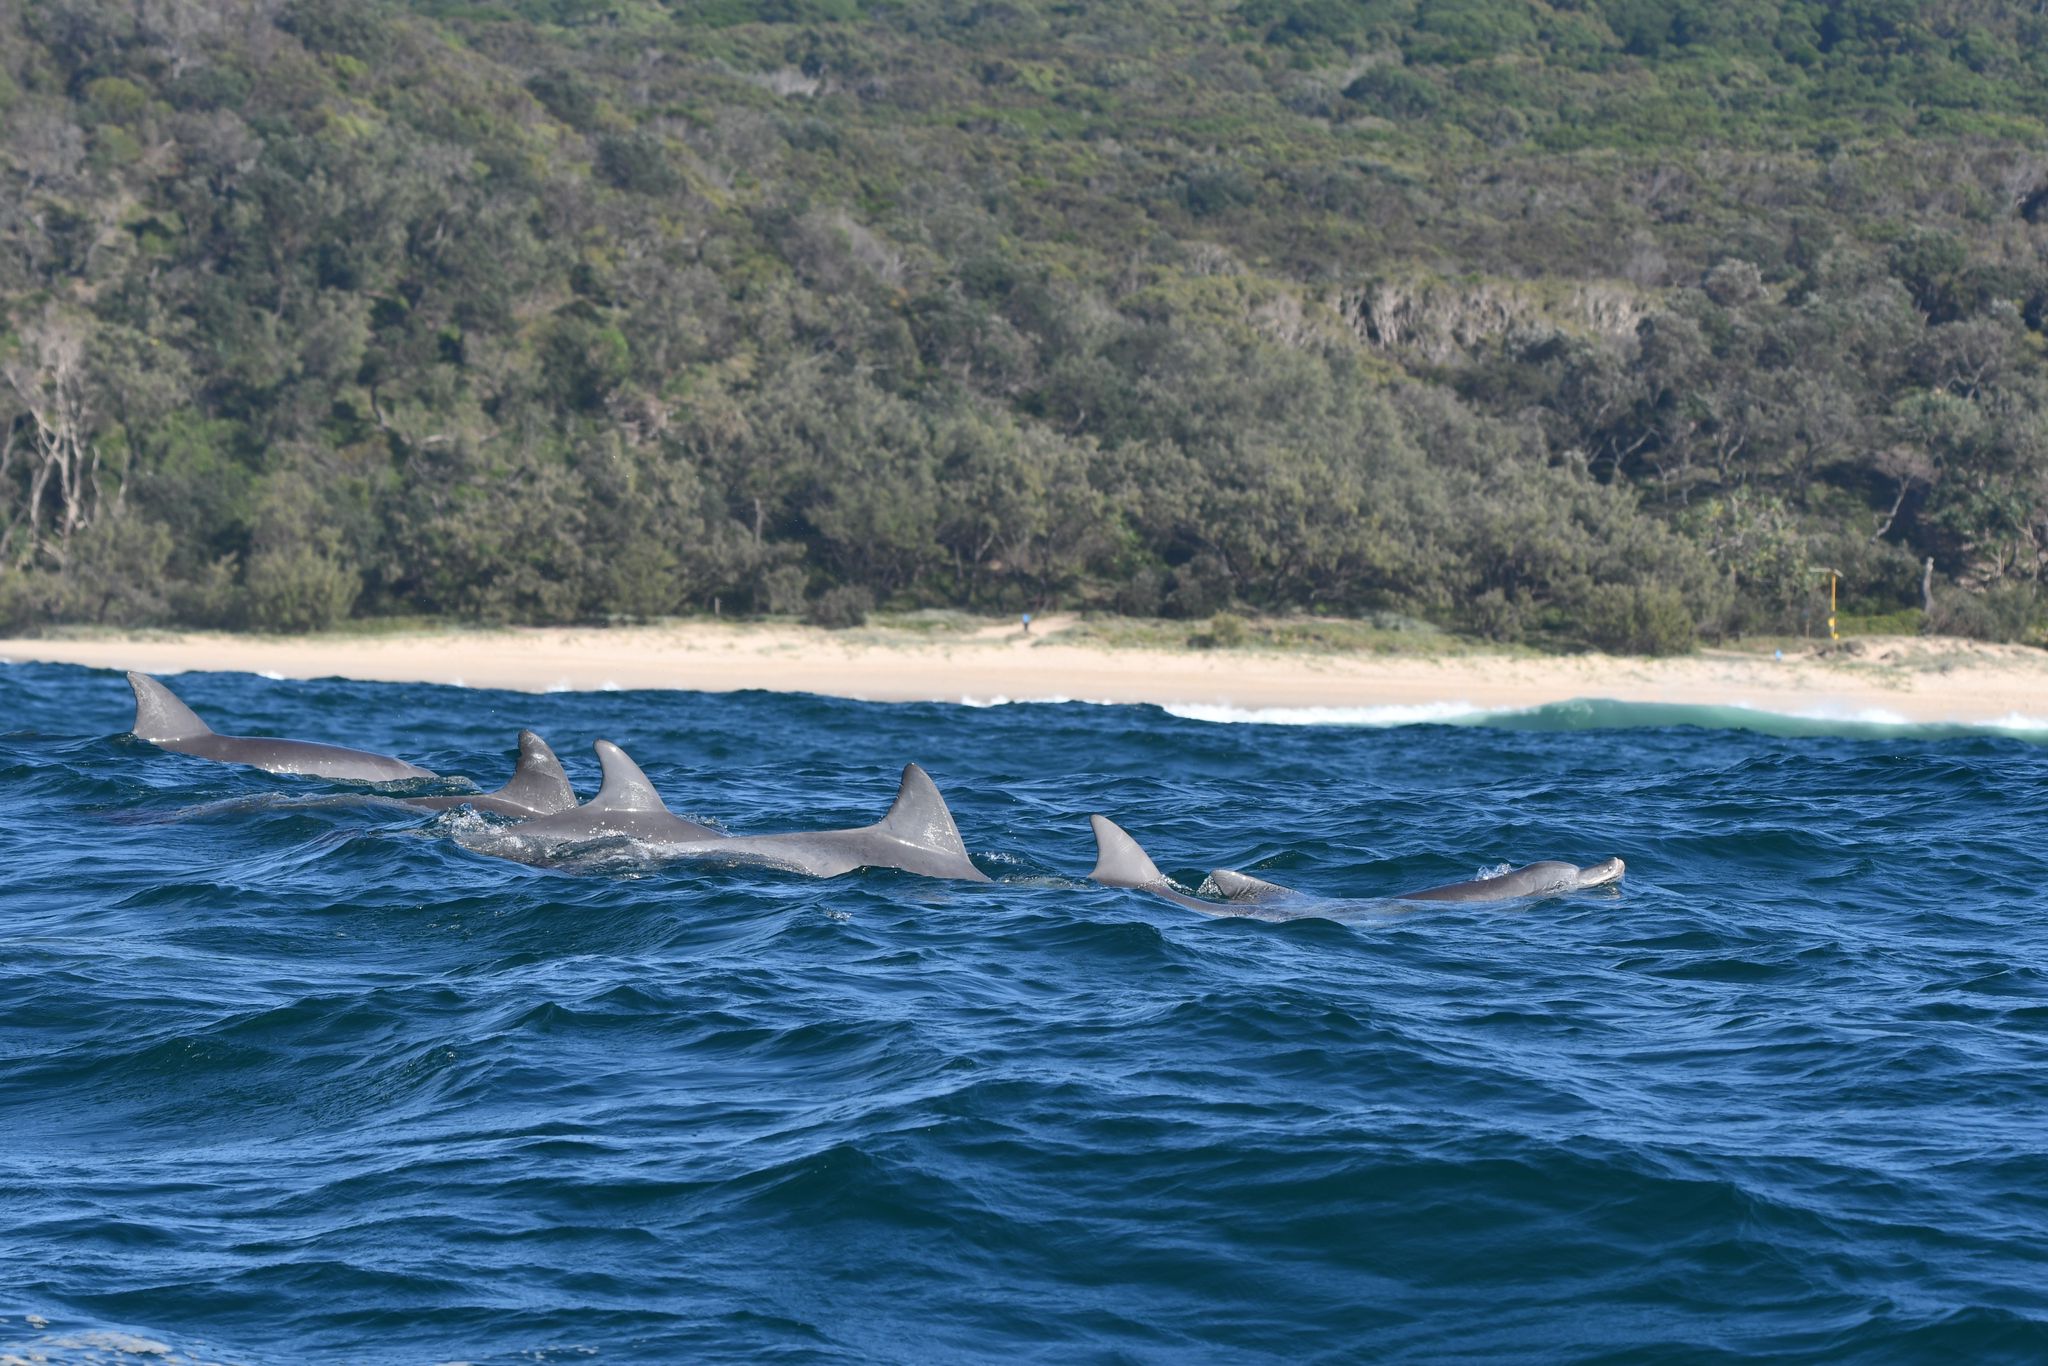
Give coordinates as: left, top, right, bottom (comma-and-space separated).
1577, 856, 1625, 888
1393, 856, 1625, 903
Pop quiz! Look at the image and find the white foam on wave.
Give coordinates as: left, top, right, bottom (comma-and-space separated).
1152, 694, 2048, 737
957, 695, 1130, 708
1160, 700, 1491, 727
1729, 699, 2048, 733
1732, 699, 1915, 726
1975, 711, 2048, 734
256, 669, 286, 681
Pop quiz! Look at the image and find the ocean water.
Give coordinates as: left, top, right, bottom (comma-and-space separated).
3, 661, 2047, 1364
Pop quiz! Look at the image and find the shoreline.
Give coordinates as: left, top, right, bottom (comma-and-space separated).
3, 620, 2044, 727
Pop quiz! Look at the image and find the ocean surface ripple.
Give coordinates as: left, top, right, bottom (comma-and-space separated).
3, 663, 2046, 1364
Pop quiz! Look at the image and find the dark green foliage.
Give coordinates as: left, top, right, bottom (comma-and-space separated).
1191, 611, 1249, 649
804, 584, 873, 629
244, 547, 361, 632
4, 0, 2048, 645
1582, 583, 1698, 656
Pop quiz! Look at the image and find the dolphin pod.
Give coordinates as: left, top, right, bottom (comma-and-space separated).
499, 740, 992, 882
121, 672, 1623, 899
1089, 815, 1624, 915
125, 673, 989, 883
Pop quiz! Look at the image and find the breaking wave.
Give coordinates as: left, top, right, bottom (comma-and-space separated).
1159, 695, 2048, 741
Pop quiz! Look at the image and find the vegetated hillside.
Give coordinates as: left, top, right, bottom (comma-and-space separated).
3, 0, 2047, 650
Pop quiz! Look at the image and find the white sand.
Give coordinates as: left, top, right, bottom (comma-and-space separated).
4, 620, 2044, 726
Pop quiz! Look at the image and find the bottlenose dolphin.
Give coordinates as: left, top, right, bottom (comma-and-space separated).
495, 740, 992, 882
399, 731, 576, 818
1087, 815, 1247, 915
128, 671, 435, 782
1383, 859, 1624, 902
1088, 815, 1623, 916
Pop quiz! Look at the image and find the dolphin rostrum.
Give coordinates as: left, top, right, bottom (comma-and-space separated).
128, 671, 435, 782
399, 731, 576, 818
1088, 815, 1622, 917
495, 740, 992, 882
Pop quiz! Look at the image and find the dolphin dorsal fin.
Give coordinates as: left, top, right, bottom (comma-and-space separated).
588, 740, 666, 813
128, 671, 212, 742
1208, 869, 1297, 903
1088, 815, 1167, 888
491, 731, 576, 814
874, 763, 972, 856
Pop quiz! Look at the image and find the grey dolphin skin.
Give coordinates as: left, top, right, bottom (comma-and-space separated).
1387, 858, 1625, 903
128, 671, 435, 782
1089, 815, 1622, 916
399, 731, 577, 818
496, 739, 724, 845
501, 740, 992, 882
1087, 815, 1244, 915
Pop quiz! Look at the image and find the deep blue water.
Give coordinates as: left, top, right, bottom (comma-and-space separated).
4, 661, 2048, 1364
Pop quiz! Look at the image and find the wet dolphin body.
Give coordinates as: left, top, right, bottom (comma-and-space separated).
497, 741, 992, 882
128, 671, 435, 782
397, 731, 577, 818
1087, 815, 1251, 916
1089, 815, 1623, 917
1380, 858, 1624, 903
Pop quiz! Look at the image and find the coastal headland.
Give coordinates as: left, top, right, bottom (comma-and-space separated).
3, 619, 2041, 727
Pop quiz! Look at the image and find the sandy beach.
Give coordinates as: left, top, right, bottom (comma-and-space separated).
4, 618, 2044, 726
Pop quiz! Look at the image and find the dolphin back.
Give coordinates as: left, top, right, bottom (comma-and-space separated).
492, 731, 576, 814
864, 763, 989, 881
1208, 868, 1298, 904
1088, 815, 1167, 888
128, 672, 212, 743
588, 740, 667, 812
503, 739, 721, 843
1397, 860, 1586, 903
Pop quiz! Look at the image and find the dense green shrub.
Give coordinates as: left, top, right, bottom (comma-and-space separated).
1582, 583, 1698, 656
243, 549, 362, 633
804, 584, 874, 630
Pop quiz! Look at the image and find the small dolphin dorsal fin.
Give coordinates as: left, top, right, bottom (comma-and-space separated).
874, 763, 971, 855
129, 671, 212, 742
490, 731, 576, 814
1088, 815, 1167, 889
1208, 868, 1297, 903
588, 740, 666, 813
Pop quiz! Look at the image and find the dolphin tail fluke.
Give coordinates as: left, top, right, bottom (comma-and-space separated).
1088, 815, 1168, 889
128, 672, 212, 743
587, 740, 667, 812
1207, 868, 1297, 903
489, 731, 576, 814
872, 763, 990, 882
